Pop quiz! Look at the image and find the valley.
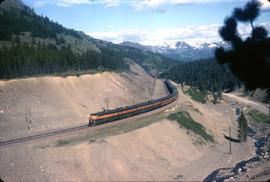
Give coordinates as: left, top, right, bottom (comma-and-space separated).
1, 0, 270, 181
1, 62, 268, 180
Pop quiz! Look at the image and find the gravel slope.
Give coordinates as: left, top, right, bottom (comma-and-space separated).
1, 64, 264, 181
0, 63, 167, 141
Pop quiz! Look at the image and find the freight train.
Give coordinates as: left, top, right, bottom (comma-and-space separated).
88, 80, 178, 126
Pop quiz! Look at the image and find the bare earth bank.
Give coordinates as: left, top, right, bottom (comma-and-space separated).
0, 64, 265, 181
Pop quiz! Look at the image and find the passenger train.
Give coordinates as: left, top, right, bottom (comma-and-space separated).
88, 80, 178, 126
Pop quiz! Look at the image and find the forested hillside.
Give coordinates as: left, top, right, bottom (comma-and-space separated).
161, 58, 241, 92
0, 43, 130, 78
0, 0, 175, 79
0, 2, 81, 41
0, 0, 240, 94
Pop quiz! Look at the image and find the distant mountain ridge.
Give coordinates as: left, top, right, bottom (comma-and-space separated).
0, 0, 240, 94
120, 41, 230, 61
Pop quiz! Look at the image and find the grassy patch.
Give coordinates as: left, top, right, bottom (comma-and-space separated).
168, 111, 214, 142
248, 110, 270, 124
56, 139, 70, 146
184, 87, 207, 104
47, 111, 170, 148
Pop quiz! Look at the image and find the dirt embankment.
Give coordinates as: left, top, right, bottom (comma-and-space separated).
0, 63, 260, 181
1, 81, 253, 181
0, 63, 167, 140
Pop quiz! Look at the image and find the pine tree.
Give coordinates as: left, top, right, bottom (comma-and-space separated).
233, 0, 261, 30
238, 111, 248, 142
215, 0, 270, 114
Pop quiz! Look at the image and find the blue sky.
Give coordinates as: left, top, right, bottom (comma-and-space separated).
22, 0, 270, 46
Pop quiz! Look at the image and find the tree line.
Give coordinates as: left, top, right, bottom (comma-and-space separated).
0, 4, 81, 41
161, 58, 241, 93
0, 43, 129, 79
0, 1, 176, 79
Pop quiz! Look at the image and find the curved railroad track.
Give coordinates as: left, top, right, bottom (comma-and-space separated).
0, 80, 178, 147
0, 124, 88, 147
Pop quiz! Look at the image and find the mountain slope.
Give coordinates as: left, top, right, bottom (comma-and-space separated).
0, 62, 167, 140
161, 58, 241, 92
0, 0, 177, 79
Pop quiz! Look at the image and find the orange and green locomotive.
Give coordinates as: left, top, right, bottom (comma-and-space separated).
88, 80, 178, 126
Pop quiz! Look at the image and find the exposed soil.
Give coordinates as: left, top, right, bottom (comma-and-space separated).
0, 64, 265, 181
223, 92, 269, 114
0, 63, 167, 141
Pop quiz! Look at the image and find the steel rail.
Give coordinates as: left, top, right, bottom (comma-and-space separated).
0, 124, 88, 147
0, 80, 178, 147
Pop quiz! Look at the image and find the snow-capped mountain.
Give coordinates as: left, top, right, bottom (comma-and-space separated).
119, 41, 229, 61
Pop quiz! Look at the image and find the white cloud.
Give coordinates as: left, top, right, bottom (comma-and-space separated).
107, 25, 113, 29
260, 0, 270, 11
132, 0, 270, 11
238, 21, 270, 38
103, 0, 270, 11
131, 0, 240, 10
104, 0, 120, 7
33, 1, 45, 8
89, 29, 147, 43
30, 0, 270, 10
87, 21, 270, 46
31, 0, 92, 7
55, 0, 91, 7
88, 24, 221, 46
52, 0, 120, 7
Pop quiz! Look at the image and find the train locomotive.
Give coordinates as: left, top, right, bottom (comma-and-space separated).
88, 80, 178, 126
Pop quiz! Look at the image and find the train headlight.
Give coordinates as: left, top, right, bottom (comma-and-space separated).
89, 115, 98, 122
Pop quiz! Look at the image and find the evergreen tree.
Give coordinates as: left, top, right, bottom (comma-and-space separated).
238, 111, 248, 142
215, 0, 270, 106
161, 58, 241, 93
233, 0, 260, 30
0, 43, 129, 79
15, 35, 20, 43
0, 0, 177, 79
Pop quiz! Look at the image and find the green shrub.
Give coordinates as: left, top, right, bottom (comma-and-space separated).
248, 110, 270, 124
184, 87, 207, 104
56, 139, 70, 146
168, 111, 214, 142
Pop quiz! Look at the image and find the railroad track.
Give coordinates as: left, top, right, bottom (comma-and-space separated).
0, 98, 177, 148
0, 124, 89, 147
1, 80, 178, 147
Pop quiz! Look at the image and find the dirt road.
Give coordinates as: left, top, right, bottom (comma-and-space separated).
223, 93, 269, 114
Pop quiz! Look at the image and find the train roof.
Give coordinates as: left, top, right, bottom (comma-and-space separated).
90, 79, 178, 116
